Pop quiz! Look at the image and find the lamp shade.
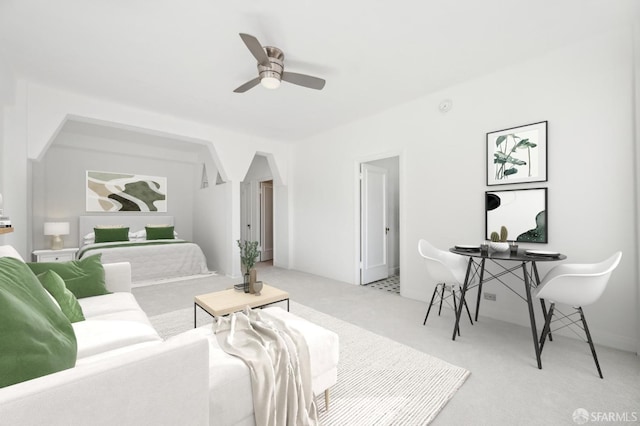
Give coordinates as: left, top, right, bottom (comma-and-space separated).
44, 222, 70, 236
260, 76, 281, 89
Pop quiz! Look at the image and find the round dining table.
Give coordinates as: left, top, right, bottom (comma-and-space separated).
449, 247, 566, 369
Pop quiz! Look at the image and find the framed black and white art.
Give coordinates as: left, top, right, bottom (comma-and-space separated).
486, 121, 547, 186
485, 187, 548, 243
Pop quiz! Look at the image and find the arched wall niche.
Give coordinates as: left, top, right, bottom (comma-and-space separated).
8, 82, 291, 275
239, 152, 287, 268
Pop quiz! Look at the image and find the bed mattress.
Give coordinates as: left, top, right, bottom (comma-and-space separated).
78, 240, 209, 283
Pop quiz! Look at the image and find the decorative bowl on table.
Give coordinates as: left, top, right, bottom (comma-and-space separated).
489, 242, 510, 252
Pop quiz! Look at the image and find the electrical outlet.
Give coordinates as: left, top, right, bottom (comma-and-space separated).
484, 292, 497, 301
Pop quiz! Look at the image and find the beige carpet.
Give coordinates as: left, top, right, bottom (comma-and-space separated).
149, 301, 470, 425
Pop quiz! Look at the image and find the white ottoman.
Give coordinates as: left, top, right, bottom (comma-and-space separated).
262, 306, 339, 410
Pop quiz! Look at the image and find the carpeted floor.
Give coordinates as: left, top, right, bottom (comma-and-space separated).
133, 269, 640, 426
149, 301, 470, 425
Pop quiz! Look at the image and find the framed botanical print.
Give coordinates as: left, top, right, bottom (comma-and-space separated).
487, 121, 547, 186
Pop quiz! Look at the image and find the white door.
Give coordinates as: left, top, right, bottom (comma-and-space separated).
361, 163, 389, 284
260, 181, 274, 261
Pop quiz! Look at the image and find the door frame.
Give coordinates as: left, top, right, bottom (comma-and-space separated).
354, 151, 404, 288
260, 180, 274, 261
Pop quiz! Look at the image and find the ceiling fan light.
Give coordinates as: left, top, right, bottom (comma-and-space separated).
261, 76, 281, 89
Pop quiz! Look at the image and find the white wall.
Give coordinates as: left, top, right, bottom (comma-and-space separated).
291, 27, 638, 351
243, 155, 272, 182
240, 153, 291, 270
0, 82, 291, 274
1, 80, 28, 254
32, 141, 197, 252
634, 23, 640, 354
193, 151, 231, 274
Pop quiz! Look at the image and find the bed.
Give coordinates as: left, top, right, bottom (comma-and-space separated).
78, 215, 209, 285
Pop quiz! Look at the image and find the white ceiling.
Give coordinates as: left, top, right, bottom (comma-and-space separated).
0, 0, 637, 142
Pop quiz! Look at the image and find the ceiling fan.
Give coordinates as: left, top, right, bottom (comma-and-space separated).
234, 33, 326, 93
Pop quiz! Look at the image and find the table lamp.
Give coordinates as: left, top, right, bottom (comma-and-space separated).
44, 222, 70, 250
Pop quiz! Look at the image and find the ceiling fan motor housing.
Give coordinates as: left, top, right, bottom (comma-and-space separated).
258, 46, 284, 81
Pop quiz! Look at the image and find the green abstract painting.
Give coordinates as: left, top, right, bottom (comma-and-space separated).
86, 171, 167, 212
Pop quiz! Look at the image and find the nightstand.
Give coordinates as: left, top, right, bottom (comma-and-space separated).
32, 248, 79, 263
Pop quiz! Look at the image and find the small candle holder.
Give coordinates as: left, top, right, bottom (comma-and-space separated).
480, 241, 489, 255
509, 241, 519, 255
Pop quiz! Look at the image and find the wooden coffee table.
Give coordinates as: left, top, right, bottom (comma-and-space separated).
194, 284, 289, 327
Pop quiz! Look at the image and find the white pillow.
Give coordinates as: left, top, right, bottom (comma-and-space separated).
0, 245, 25, 262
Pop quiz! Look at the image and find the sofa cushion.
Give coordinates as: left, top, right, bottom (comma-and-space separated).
88, 309, 156, 327
73, 320, 161, 359
27, 254, 109, 299
36, 270, 85, 323
78, 292, 144, 318
0, 257, 77, 388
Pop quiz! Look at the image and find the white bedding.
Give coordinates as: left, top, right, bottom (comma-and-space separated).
78, 240, 209, 283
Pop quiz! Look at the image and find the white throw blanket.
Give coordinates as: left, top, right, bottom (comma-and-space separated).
214, 308, 319, 426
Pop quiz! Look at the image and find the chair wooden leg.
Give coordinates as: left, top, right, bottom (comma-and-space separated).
578, 307, 603, 379
325, 388, 330, 411
423, 285, 440, 325
539, 303, 554, 353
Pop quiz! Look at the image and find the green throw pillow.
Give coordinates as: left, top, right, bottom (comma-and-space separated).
27, 254, 110, 299
0, 257, 77, 388
94, 227, 129, 243
145, 225, 175, 240
37, 270, 85, 323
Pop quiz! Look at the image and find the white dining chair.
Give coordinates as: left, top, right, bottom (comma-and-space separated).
418, 239, 473, 333
534, 251, 622, 379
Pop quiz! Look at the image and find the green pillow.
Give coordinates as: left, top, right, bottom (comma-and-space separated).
0, 257, 77, 388
37, 270, 85, 323
146, 225, 175, 240
27, 254, 109, 299
94, 227, 129, 243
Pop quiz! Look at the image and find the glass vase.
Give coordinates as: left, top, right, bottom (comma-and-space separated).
243, 273, 250, 293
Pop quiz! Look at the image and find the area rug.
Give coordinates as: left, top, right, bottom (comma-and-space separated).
149, 302, 470, 425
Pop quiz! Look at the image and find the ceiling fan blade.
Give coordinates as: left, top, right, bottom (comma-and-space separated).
233, 77, 261, 93
281, 72, 326, 90
239, 33, 270, 67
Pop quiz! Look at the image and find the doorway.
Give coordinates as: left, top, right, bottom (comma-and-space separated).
240, 155, 275, 264
360, 156, 400, 292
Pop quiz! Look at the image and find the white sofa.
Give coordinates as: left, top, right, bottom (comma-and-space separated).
0, 247, 210, 426
0, 246, 338, 426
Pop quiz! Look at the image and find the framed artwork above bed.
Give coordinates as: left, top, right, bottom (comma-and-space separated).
86, 170, 167, 212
